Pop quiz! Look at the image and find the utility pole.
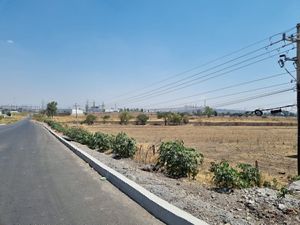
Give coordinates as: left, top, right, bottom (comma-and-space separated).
296, 23, 300, 175
75, 103, 78, 118
280, 23, 300, 175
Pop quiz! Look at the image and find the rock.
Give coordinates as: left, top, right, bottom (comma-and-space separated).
141, 165, 153, 172
278, 203, 286, 211
288, 180, 300, 193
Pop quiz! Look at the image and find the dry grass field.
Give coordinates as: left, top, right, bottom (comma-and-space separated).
54, 114, 297, 184
0, 113, 27, 125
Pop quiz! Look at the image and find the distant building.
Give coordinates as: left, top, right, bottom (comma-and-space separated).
71, 108, 84, 116
57, 108, 84, 116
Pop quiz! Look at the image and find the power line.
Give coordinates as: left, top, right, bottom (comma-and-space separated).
155, 82, 293, 109
141, 71, 294, 108
123, 45, 295, 105
107, 27, 296, 104
212, 87, 294, 108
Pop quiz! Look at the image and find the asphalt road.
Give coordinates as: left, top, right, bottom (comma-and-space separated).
0, 119, 164, 225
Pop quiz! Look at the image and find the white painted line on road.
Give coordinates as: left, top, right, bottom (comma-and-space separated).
42, 124, 209, 225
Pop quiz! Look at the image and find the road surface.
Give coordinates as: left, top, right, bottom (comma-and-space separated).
0, 119, 164, 225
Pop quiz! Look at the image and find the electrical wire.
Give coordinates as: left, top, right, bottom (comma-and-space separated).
123, 45, 295, 105
141, 71, 294, 108
107, 27, 296, 105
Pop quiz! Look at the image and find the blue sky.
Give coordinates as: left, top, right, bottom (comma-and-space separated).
0, 0, 299, 110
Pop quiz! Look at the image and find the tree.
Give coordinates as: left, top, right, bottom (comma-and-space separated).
168, 113, 182, 125
157, 112, 171, 126
202, 106, 215, 117
46, 101, 57, 117
119, 112, 133, 125
136, 113, 149, 125
84, 114, 97, 125
102, 115, 110, 124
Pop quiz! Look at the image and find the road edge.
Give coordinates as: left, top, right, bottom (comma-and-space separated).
42, 123, 209, 225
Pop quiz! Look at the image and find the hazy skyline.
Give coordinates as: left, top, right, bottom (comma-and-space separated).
0, 0, 299, 111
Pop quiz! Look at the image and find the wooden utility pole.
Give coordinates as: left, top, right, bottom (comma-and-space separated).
297, 23, 300, 175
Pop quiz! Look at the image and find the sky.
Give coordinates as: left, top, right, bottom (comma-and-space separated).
0, 0, 299, 110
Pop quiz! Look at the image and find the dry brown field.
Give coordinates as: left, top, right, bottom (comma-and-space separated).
54, 114, 297, 184
0, 113, 27, 125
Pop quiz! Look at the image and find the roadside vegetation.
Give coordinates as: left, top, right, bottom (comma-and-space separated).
0, 112, 28, 125
33, 114, 296, 190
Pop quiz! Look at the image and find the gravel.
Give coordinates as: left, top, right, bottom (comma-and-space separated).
70, 140, 300, 225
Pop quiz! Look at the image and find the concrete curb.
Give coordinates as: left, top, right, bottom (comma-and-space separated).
43, 124, 209, 225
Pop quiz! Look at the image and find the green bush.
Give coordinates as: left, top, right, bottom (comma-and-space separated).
136, 113, 149, 125
182, 115, 189, 124
210, 161, 239, 189
158, 140, 203, 179
65, 127, 93, 146
44, 119, 66, 133
119, 112, 133, 125
112, 132, 136, 158
210, 161, 261, 189
102, 115, 110, 124
168, 113, 183, 125
237, 163, 261, 188
83, 114, 97, 125
91, 132, 113, 152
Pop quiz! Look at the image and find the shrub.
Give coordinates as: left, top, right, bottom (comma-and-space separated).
44, 119, 66, 133
136, 113, 149, 125
91, 132, 113, 152
83, 114, 97, 125
210, 161, 261, 189
32, 113, 46, 122
158, 140, 203, 179
65, 127, 93, 146
168, 113, 182, 125
237, 163, 261, 188
210, 161, 239, 188
119, 112, 133, 125
102, 115, 110, 124
182, 115, 189, 124
112, 132, 136, 158
290, 175, 300, 182
157, 112, 171, 126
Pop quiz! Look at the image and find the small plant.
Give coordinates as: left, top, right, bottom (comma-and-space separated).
83, 114, 97, 125
112, 132, 136, 158
91, 132, 113, 152
210, 161, 240, 188
136, 113, 149, 125
237, 163, 261, 188
119, 112, 133, 125
263, 178, 279, 189
158, 140, 203, 179
277, 187, 292, 199
290, 175, 300, 182
210, 161, 261, 189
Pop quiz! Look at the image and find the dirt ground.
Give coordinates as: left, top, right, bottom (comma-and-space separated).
54, 115, 298, 184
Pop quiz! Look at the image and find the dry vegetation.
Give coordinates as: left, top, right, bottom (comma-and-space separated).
0, 113, 27, 125
54, 114, 297, 184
